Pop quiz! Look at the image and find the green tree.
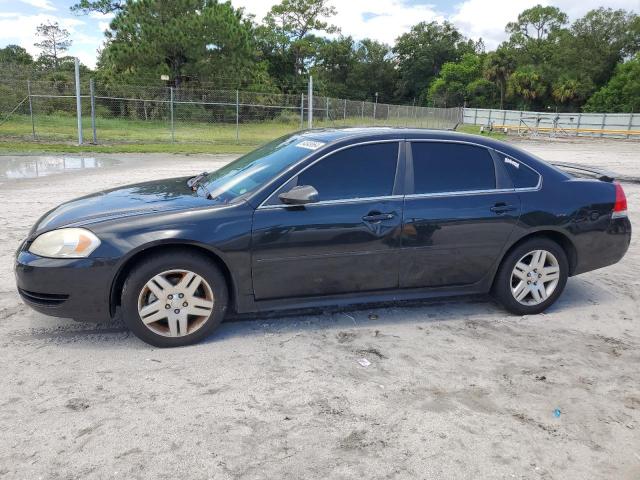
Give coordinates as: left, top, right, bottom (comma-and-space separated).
0, 45, 34, 65
70, 0, 125, 14
483, 48, 516, 109
427, 53, 488, 107
347, 39, 398, 103
312, 36, 356, 97
394, 21, 475, 102
466, 78, 499, 108
559, 9, 639, 89
257, 0, 338, 89
99, 0, 255, 86
506, 5, 568, 41
584, 56, 640, 112
34, 21, 72, 69
508, 66, 547, 109
506, 5, 568, 65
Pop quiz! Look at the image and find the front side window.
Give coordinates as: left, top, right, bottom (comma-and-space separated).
297, 142, 399, 201
411, 142, 496, 195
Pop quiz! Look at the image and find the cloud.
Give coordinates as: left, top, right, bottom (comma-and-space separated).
451, 0, 640, 49
231, 0, 444, 45
233, 0, 640, 49
451, 0, 543, 49
330, 0, 445, 45
0, 12, 96, 64
19, 0, 56, 11
88, 11, 115, 20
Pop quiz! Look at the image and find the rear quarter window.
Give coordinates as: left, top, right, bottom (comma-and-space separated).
502, 157, 540, 189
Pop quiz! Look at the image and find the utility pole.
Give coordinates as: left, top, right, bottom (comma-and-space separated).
307, 76, 313, 129
74, 57, 83, 145
89, 78, 97, 144
373, 92, 378, 120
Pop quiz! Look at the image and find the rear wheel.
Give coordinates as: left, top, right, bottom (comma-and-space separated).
121, 251, 228, 347
493, 238, 568, 315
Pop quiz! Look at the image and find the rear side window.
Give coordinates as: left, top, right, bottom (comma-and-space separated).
298, 142, 399, 201
411, 142, 496, 194
502, 157, 540, 188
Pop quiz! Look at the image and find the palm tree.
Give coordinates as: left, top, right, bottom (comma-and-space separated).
552, 78, 579, 105
508, 67, 547, 110
484, 49, 516, 109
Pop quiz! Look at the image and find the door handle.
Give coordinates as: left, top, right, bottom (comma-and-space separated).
490, 203, 516, 214
362, 212, 395, 222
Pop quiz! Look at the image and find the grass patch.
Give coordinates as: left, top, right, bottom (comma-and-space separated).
455, 124, 508, 140
0, 112, 469, 154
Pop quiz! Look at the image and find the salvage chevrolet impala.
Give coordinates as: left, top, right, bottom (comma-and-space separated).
15, 128, 631, 347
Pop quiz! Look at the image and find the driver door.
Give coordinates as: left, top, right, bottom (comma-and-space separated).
251, 141, 404, 300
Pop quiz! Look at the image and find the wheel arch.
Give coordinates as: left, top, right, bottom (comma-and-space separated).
109, 242, 237, 318
497, 229, 578, 280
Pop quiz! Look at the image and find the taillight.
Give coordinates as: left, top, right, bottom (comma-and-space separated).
612, 182, 627, 218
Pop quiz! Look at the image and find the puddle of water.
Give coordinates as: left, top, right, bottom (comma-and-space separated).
0, 156, 121, 180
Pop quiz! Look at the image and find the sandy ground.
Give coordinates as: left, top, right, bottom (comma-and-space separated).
0, 138, 639, 479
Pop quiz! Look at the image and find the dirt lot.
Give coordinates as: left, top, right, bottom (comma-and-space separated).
0, 138, 639, 479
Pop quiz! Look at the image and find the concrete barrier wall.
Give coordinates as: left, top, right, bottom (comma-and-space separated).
463, 108, 639, 139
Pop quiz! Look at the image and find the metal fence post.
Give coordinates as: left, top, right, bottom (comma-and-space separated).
361, 101, 364, 120
27, 80, 35, 139
343, 98, 347, 126
307, 76, 313, 129
627, 113, 634, 139
600, 113, 606, 137
74, 57, 83, 145
325, 97, 329, 123
235, 89, 239, 143
170, 87, 175, 142
300, 93, 304, 130
576, 113, 582, 137
89, 78, 97, 144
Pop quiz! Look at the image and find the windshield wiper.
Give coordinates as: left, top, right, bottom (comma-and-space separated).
187, 171, 208, 191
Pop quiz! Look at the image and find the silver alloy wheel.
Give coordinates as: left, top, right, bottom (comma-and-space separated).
137, 269, 214, 337
510, 249, 560, 306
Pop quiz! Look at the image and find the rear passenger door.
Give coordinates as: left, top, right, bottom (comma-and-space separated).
400, 141, 522, 288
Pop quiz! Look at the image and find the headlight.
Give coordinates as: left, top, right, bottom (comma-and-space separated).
29, 228, 101, 258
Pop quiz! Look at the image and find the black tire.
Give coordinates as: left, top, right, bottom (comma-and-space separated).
121, 250, 228, 347
493, 237, 568, 315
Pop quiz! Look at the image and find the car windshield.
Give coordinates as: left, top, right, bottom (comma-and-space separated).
201, 133, 325, 203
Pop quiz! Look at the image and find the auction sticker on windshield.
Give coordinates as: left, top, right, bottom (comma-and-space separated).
296, 140, 325, 150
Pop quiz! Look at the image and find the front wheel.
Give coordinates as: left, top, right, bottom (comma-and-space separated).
121, 251, 228, 347
493, 238, 568, 315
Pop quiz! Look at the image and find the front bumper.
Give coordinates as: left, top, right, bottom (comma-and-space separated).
15, 250, 116, 322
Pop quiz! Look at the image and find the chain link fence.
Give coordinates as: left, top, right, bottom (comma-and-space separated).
0, 77, 462, 146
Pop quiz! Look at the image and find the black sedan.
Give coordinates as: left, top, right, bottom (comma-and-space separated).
15, 128, 631, 347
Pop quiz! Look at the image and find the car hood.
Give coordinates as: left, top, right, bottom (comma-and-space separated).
32, 177, 214, 233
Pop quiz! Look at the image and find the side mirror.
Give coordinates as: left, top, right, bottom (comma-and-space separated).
278, 185, 319, 205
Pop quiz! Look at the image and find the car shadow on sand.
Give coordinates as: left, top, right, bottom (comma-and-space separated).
15, 276, 616, 347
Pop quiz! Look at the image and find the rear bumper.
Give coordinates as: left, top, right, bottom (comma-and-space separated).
573, 216, 632, 275
14, 250, 115, 322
